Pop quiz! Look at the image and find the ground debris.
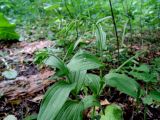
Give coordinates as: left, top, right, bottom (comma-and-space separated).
19, 40, 54, 54
0, 69, 54, 100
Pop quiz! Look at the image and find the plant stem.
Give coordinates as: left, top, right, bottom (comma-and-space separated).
144, 83, 149, 120
64, 0, 73, 18
144, 104, 147, 120
108, 0, 120, 62
92, 106, 97, 120
129, 18, 133, 47
140, 0, 143, 47
121, 20, 128, 47
75, 20, 79, 41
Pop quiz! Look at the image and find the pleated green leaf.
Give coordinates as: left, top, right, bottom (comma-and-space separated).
133, 64, 150, 73
0, 13, 19, 41
96, 24, 107, 50
149, 90, 160, 102
37, 81, 75, 120
55, 100, 84, 120
142, 95, 153, 105
129, 71, 157, 83
55, 95, 99, 120
68, 70, 86, 94
100, 104, 123, 120
85, 74, 101, 95
67, 51, 103, 71
44, 55, 69, 76
82, 95, 100, 110
104, 73, 140, 98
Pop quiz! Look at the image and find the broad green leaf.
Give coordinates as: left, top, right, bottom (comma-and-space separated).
24, 114, 37, 120
2, 69, 18, 79
37, 81, 75, 120
67, 51, 103, 71
0, 30, 19, 40
149, 90, 160, 102
0, 13, 15, 28
55, 96, 99, 120
44, 55, 69, 76
82, 95, 100, 110
142, 95, 153, 105
68, 70, 86, 94
0, 13, 19, 41
55, 100, 84, 120
100, 104, 123, 120
129, 71, 157, 83
66, 38, 82, 56
133, 64, 150, 73
73, 38, 83, 50
104, 73, 140, 98
85, 74, 101, 95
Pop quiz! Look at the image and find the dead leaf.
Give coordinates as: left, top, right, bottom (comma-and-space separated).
31, 95, 44, 103
100, 99, 110, 106
20, 40, 54, 54
156, 52, 160, 55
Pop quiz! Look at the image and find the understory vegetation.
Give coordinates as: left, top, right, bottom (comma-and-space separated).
0, 0, 160, 120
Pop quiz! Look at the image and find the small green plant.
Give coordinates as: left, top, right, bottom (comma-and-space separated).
33, 1, 160, 119
36, 48, 160, 120
34, 26, 126, 119
129, 63, 160, 120
36, 19, 160, 119
37, 51, 103, 120
105, 58, 160, 120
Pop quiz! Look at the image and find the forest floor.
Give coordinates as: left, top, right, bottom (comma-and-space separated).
0, 40, 55, 120
0, 31, 160, 120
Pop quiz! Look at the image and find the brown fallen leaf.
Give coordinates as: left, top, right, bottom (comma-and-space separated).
19, 40, 54, 54
100, 99, 110, 106
31, 95, 44, 103
156, 52, 160, 55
